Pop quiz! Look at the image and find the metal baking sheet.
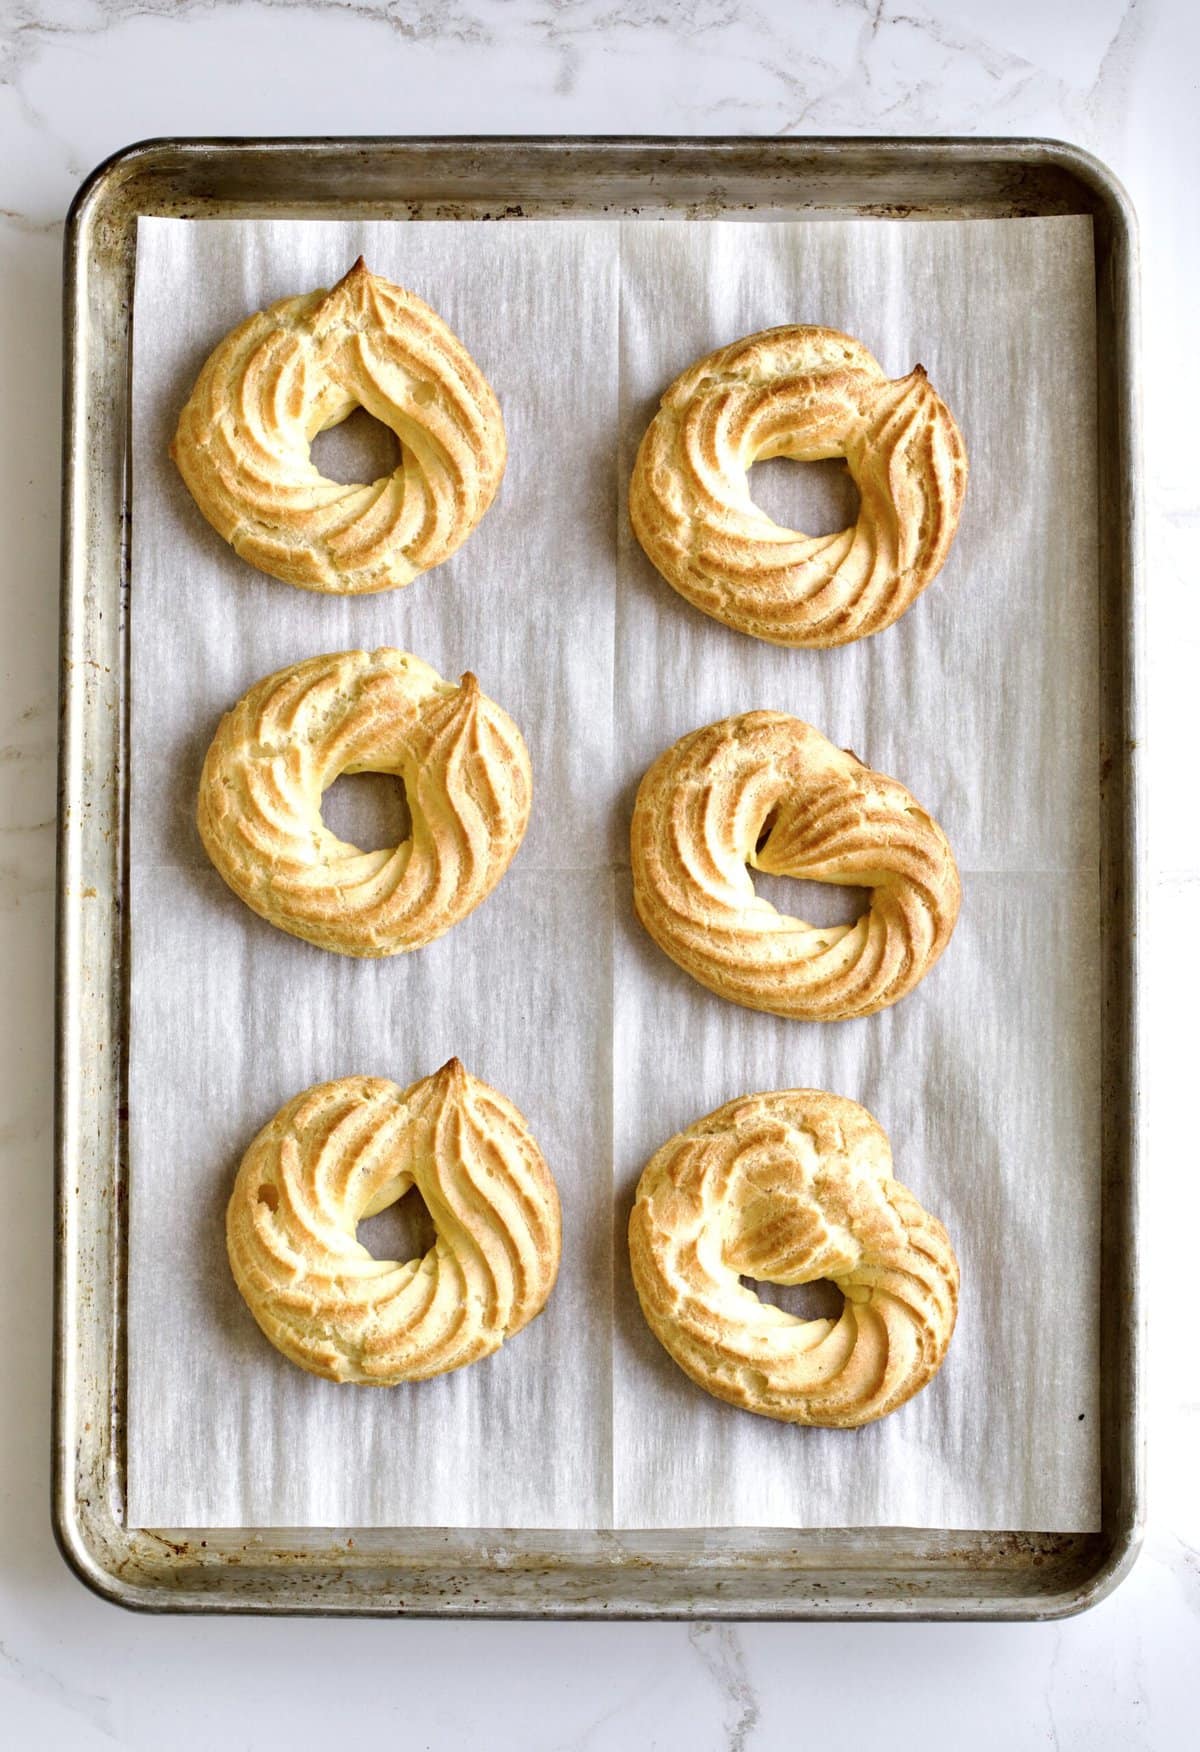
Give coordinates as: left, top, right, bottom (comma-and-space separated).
54, 136, 1142, 1619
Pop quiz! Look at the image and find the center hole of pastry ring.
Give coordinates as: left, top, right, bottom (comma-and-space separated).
746, 454, 860, 540
749, 810, 870, 936
752, 872, 870, 934
309, 403, 404, 486
358, 1184, 438, 1266
321, 771, 412, 854
739, 1276, 846, 1322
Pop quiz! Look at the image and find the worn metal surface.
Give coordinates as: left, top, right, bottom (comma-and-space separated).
54, 137, 1143, 1618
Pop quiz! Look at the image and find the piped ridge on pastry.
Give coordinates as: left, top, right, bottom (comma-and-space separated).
227, 1063, 561, 1384
172, 258, 506, 593
197, 648, 531, 957
629, 1089, 958, 1427
630, 324, 967, 646
631, 711, 960, 1020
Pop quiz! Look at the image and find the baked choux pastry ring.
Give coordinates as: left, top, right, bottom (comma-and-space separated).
228, 1062, 561, 1384
197, 649, 531, 957
630, 324, 967, 646
631, 711, 960, 1020
629, 1089, 959, 1427
172, 258, 505, 593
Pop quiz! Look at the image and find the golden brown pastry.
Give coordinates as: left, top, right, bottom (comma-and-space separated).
629, 324, 967, 646
227, 1062, 561, 1384
171, 258, 505, 593
629, 1089, 958, 1427
197, 649, 531, 957
631, 711, 960, 1020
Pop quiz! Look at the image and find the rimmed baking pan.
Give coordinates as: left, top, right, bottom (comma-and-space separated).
55, 136, 1141, 1618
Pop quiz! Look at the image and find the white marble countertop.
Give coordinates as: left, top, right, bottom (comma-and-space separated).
1, 2, 1195, 1746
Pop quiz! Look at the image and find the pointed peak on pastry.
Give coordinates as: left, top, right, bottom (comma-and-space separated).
433, 1056, 469, 1090
325, 256, 382, 318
